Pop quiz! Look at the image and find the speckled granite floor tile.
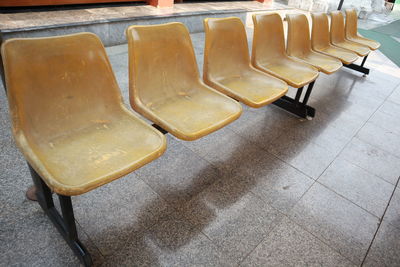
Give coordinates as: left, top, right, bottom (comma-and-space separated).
233, 151, 314, 214
102, 211, 235, 267
356, 121, 400, 158
339, 137, 400, 185
241, 216, 355, 267
134, 136, 223, 207
0, 207, 103, 267
289, 183, 379, 265
388, 85, 400, 105
382, 187, 400, 230
363, 220, 400, 267
267, 131, 337, 179
318, 158, 394, 217
72, 174, 172, 256
178, 174, 284, 263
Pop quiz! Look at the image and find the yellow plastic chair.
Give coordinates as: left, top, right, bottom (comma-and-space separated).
286, 13, 342, 74
252, 13, 319, 88
330, 11, 370, 56
1, 32, 167, 266
345, 9, 380, 50
203, 17, 288, 108
251, 13, 320, 119
311, 12, 358, 65
126, 22, 242, 141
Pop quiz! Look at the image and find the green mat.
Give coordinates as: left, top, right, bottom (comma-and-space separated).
372, 19, 400, 37
358, 28, 400, 67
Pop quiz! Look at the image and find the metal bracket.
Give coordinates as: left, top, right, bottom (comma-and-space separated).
152, 123, 168, 135
28, 164, 92, 267
343, 55, 370, 75
272, 81, 316, 119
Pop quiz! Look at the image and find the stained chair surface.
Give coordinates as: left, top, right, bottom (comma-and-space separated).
345, 9, 380, 50
330, 11, 371, 56
286, 13, 342, 74
203, 17, 288, 107
126, 22, 242, 141
252, 13, 319, 88
311, 12, 358, 64
1, 33, 167, 196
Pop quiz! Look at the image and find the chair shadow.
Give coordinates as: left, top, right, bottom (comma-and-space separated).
87, 70, 369, 266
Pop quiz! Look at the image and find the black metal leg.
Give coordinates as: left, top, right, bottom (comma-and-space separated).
272, 81, 316, 119
343, 55, 370, 75
28, 164, 93, 267
361, 55, 368, 67
151, 123, 168, 135
337, 0, 344, 10
294, 86, 304, 104
302, 81, 315, 106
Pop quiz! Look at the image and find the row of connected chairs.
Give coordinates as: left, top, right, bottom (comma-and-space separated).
1, 9, 380, 266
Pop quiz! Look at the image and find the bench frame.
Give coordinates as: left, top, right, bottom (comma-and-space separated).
28, 164, 93, 267
343, 55, 370, 75
272, 81, 316, 119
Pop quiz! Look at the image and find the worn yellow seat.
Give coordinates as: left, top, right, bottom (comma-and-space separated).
126, 22, 242, 141
311, 12, 358, 65
252, 13, 319, 88
202, 17, 288, 108
286, 13, 342, 74
1, 33, 167, 196
330, 11, 371, 56
345, 9, 380, 50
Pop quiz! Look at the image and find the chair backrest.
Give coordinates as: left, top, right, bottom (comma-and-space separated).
330, 11, 346, 43
251, 13, 287, 66
345, 9, 358, 38
311, 12, 331, 50
203, 17, 250, 80
126, 22, 200, 109
286, 13, 312, 57
1, 33, 123, 143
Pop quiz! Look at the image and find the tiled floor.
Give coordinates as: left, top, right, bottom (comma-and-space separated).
1, 24, 400, 267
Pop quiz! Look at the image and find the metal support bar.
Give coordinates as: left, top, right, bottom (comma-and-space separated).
294, 86, 304, 104
302, 81, 315, 105
152, 123, 168, 135
361, 55, 368, 67
28, 164, 92, 267
343, 55, 370, 75
272, 81, 316, 119
337, 0, 344, 10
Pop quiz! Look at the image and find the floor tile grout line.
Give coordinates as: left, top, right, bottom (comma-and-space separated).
315, 181, 384, 219
311, 73, 400, 186
238, 211, 359, 267
75, 219, 106, 259
360, 175, 400, 266
236, 210, 292, 266
241, 72, 400, 266
136, 168, 283, 267
339, 139, 400, 186
355, 131, 400, 162
84, 67, 400, 264
284, 213, 359, 266
133, 75, 399, 266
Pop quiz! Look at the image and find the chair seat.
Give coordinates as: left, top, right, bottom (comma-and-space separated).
332, 40, 370, 56
347, 35, 380, 50
137, 86, 242, 141
213, 68, 288, 108
291, 51, 342, 74
255, 56, 319, 88
31, 110, 166, 196
315, 45, 358, 65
